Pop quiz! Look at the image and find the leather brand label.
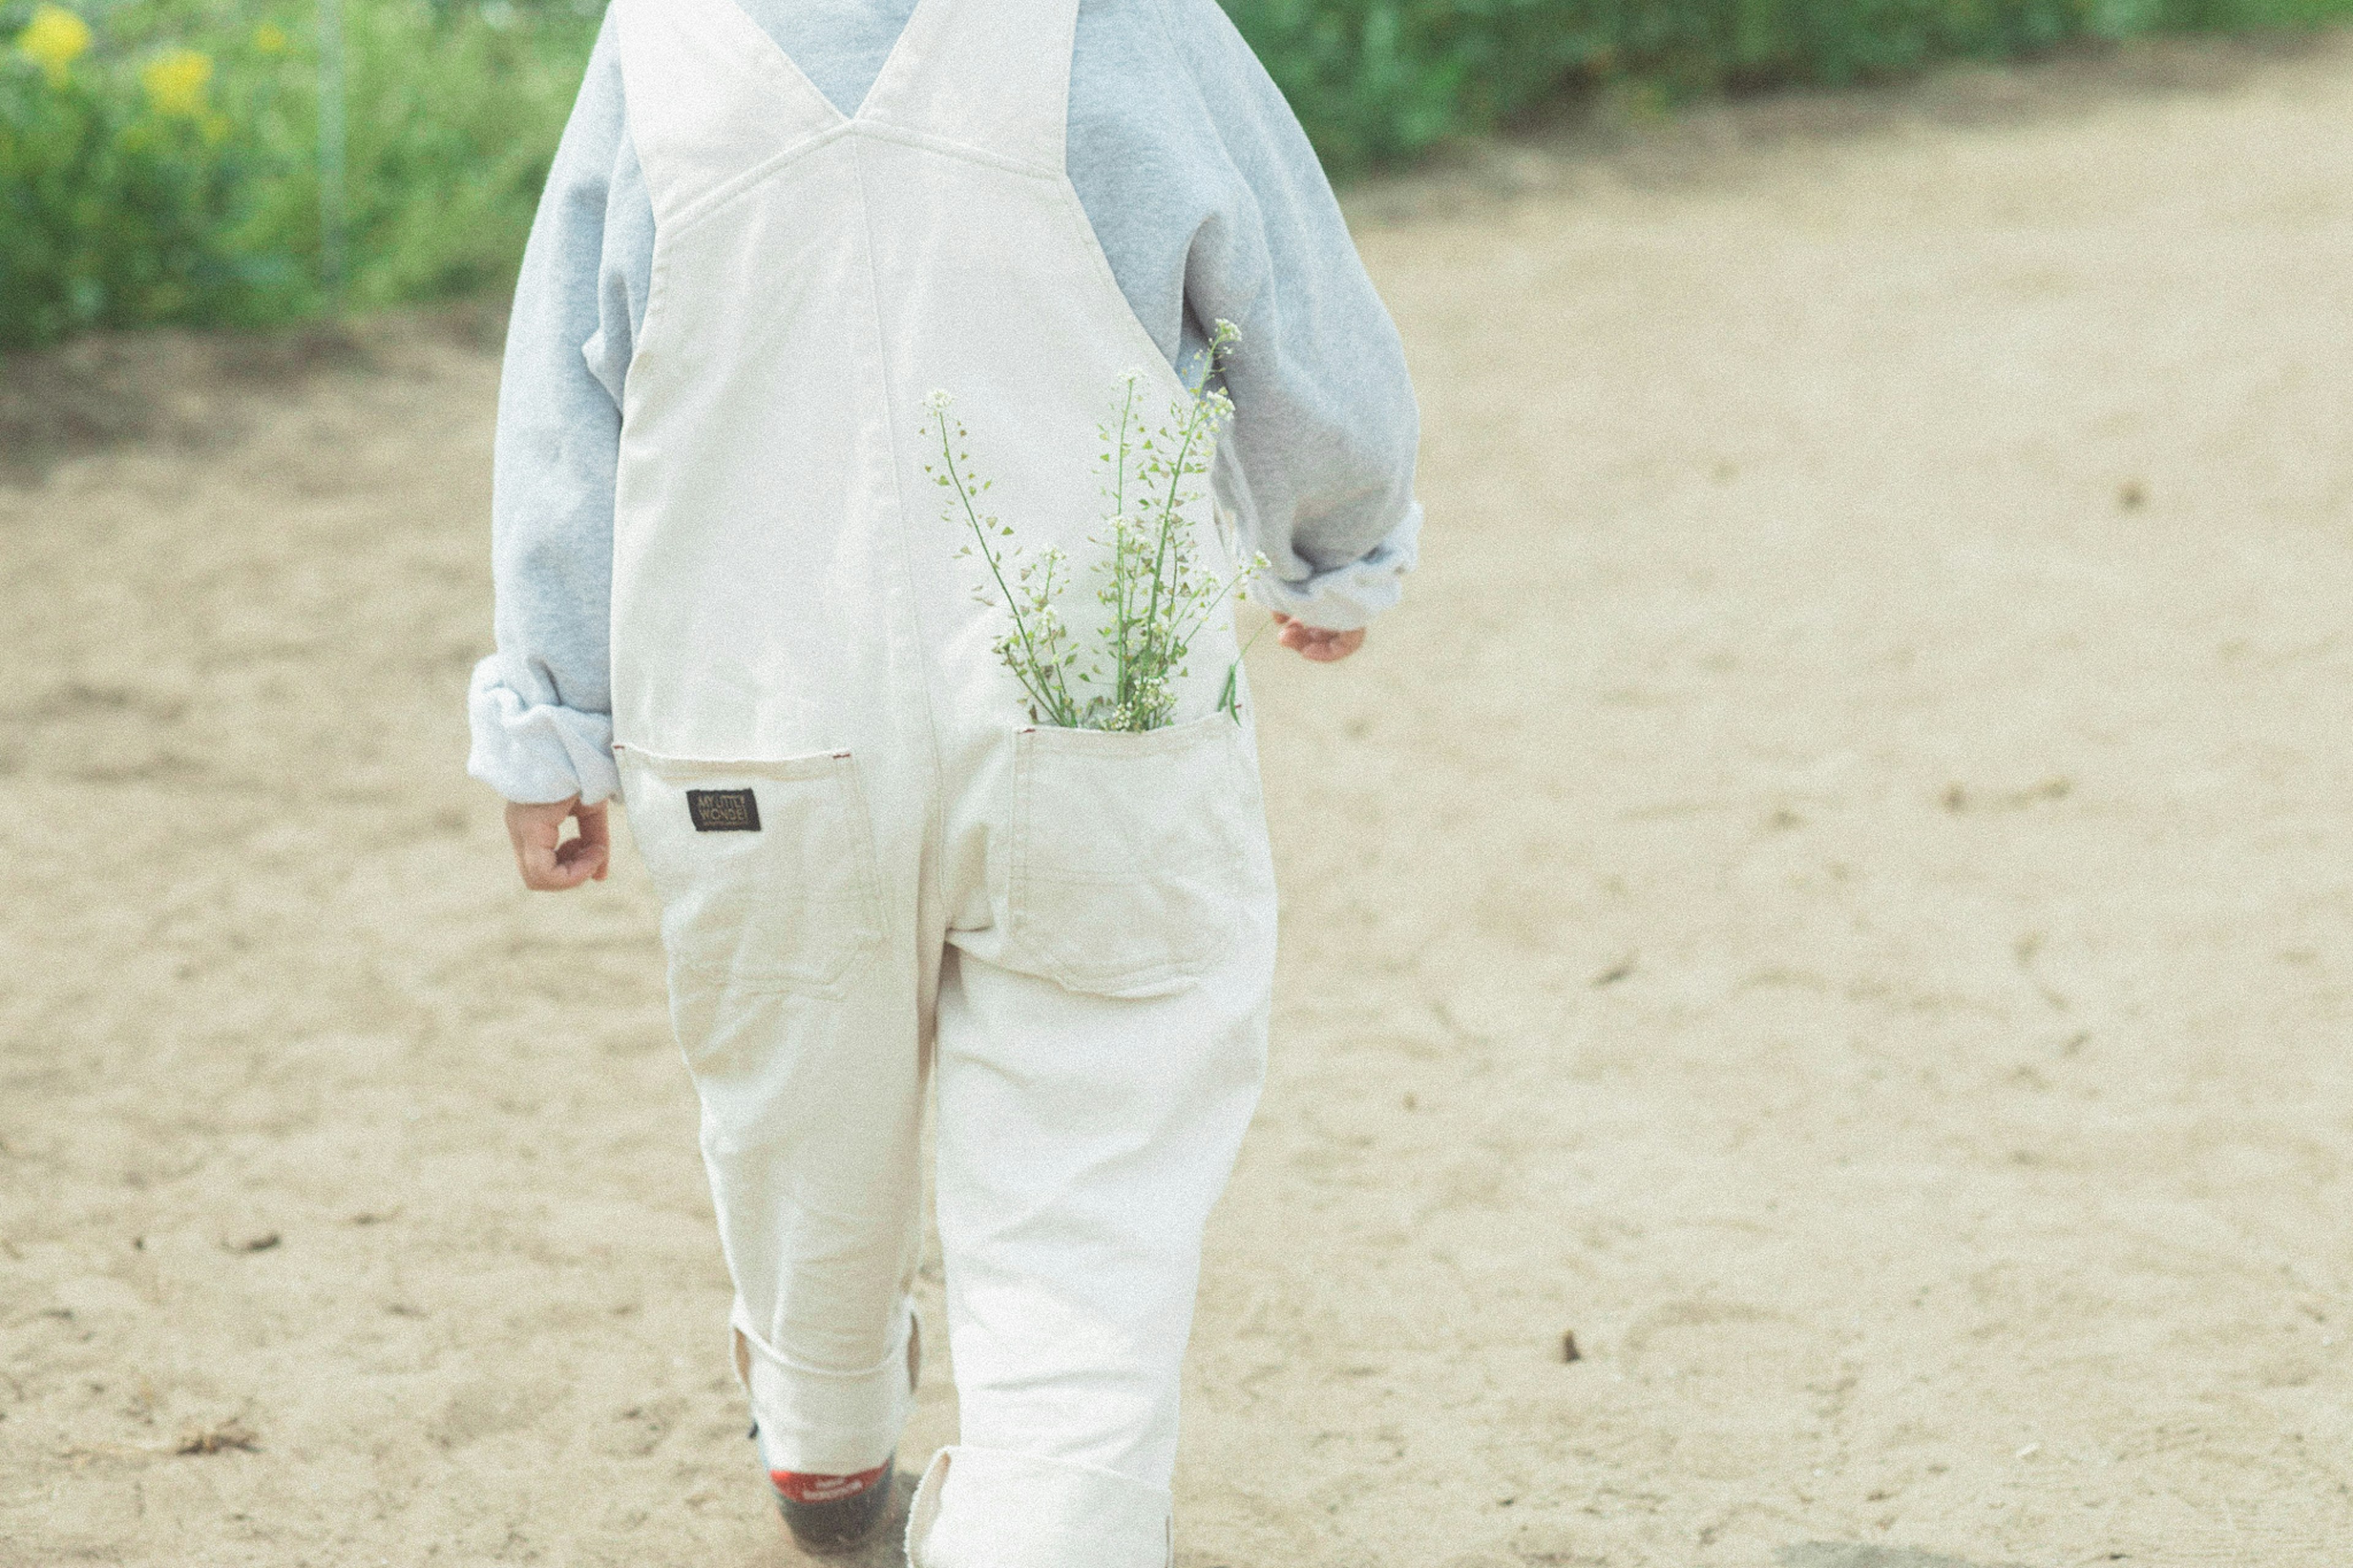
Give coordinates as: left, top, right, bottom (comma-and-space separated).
686, 788, 761, 832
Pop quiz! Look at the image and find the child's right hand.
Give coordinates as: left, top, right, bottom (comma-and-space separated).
1270, 614, 1365, 663
505, 797, 610, 890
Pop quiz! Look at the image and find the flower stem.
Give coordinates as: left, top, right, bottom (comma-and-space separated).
932, 409, 1072, 725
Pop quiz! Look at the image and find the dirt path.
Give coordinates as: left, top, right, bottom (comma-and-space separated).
6, 33, 2351, 1568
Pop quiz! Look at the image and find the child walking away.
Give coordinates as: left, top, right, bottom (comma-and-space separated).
468, 0, 1419, 1558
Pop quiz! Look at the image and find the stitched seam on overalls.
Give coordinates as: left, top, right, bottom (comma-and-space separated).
1010, 734, 1044, 985
1050, 175, 1176, 379
846, 135, 954, 920
659, 121, 858, 242
844, 119, 1060, 183
617, 241, 676, 562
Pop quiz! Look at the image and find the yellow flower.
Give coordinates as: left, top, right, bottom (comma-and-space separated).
252, 22, 289, 56
15, 4, 92, 86
139, 47, 212, 118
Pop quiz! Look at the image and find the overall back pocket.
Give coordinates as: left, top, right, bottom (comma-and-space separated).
995, 714, 1259, 999
616, 745, 886, 998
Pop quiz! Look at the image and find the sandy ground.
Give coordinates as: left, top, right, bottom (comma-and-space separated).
6, 32, 2353, 1568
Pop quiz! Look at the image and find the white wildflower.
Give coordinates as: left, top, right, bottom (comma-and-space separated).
929, 325, 1260, 731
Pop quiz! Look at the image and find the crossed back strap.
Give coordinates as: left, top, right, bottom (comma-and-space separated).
616, 0, 1080, 225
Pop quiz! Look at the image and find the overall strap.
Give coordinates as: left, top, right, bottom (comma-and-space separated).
613, 0, 843, 225
855, 0, 1082, 174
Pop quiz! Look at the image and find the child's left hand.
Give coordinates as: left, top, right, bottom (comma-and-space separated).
504, 796, 611, 890
1270, 614, 1365, 663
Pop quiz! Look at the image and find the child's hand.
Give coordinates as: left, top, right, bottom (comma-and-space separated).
1270, 614, 1365, 663
505, 797, 610, 890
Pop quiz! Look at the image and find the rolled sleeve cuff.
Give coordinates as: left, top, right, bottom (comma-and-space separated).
1248, 501, 1420, 634
466, 657, 622, 806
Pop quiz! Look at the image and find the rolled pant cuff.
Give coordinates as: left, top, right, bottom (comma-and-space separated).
732, 1300, 917, 1476
906, 1446, 1172, 1568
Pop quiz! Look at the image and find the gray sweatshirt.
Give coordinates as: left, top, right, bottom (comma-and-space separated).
468, 0, 1422, 806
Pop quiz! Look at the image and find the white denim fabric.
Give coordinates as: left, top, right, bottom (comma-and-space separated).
606, 0, 1276, 1559
465, 0, 1423, 808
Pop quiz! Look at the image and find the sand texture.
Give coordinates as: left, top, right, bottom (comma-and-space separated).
4, 32, 2351, 1568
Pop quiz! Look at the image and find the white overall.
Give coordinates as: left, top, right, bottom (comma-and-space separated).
604, 0, 1277, 1561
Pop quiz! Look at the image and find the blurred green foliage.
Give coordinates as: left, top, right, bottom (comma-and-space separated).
1224, 0, 2353, 165
2, 0, 596, 346
3, 0, 2348, 346
3, 6, 282, 343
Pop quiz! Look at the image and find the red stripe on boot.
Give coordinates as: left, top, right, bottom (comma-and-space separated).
769, 1464, 889, 1506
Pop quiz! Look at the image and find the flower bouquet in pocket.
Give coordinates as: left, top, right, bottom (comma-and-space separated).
922, 320, 1267, 732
